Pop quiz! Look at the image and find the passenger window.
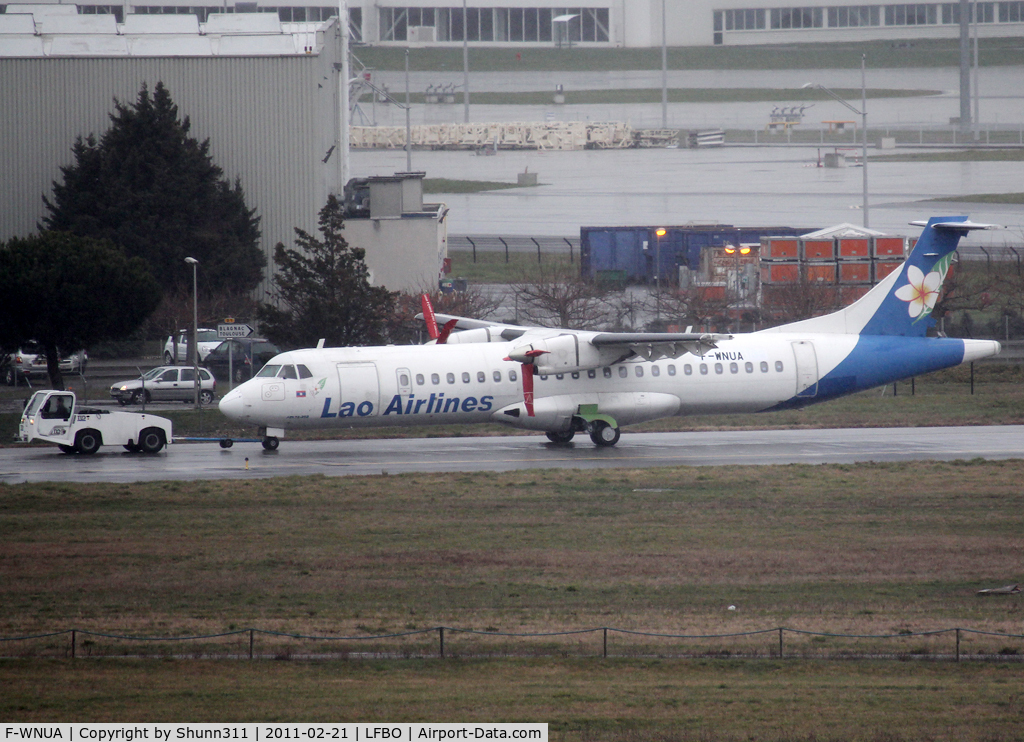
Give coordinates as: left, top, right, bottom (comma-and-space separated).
699, 364, 708, 375
745, 362, 753, 373
603, 367, 612, 378
668, 365, 676, 376
775, 361, 784, 372
431, 373, 440, 385
556, 374, 564, 380
510, 369, 518, 382
446, 372, 455, 384
618, 367, 628, 378
462, 372, 470, 383
400, 373, 410, 387
539, 374, 548, 381
493, 370, 502, 382
760, 361, 769, 373
477, 371, 486, 383
715, 363, 723, 374
297, 364, 313, 379
730, 362, 738, 374
651, 365, 660, 377
684, 364, 692, 375
416, 374, 425, 385
588, 369, 596, 379
572, 372, 580, 379
635, 366, 644, 377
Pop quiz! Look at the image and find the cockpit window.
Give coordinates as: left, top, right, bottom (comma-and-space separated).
256, 365, 281, 378
279, 365, 298, 379
297, 364, 313, 379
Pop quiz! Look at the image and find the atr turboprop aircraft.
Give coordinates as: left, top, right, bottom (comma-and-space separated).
219, 217, 1001, 450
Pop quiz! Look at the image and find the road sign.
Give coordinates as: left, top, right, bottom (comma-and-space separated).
218, 323, 254, 338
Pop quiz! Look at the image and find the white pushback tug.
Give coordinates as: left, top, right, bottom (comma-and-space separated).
18, 389, 172, 454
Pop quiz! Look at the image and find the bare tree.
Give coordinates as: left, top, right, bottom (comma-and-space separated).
763, 279, 845, 326
652, 285, 731, 332
509, 261, 613, 329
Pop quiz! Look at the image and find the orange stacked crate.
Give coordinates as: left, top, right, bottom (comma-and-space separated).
801, 239, 835, 261
805, 263, 837, 284
837, 237, 871, 258
838, 261, 872, 284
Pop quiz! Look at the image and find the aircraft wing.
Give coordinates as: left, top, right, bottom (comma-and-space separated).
590, 332, 733, 361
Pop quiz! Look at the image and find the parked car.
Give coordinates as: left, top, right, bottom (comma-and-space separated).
203, 338, 280, 382
3, 342, 87, 385
163, 329, 222, 364
110, 365, 216, 405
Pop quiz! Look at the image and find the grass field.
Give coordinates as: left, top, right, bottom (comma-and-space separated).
2, 458, 1024, 735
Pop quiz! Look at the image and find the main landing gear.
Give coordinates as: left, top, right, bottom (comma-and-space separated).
544, 409, 621, 447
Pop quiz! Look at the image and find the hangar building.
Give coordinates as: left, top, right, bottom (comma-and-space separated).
0, 7, 448, 296
4, 0, 1022, 48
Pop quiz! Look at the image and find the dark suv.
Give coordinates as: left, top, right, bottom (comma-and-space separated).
203, 338, 280, 382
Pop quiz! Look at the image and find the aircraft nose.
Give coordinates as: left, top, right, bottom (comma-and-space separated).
218, 389, 246, 420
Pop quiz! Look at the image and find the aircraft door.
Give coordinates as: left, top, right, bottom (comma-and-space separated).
336, 363, 380, 417
791, 341, 818, 397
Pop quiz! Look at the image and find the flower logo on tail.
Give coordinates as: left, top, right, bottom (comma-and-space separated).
894, 265, 942, 320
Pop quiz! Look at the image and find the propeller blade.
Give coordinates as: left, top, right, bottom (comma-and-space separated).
521, 363, 536, 417
437, 318, 458, 344
420, 293, 439, 340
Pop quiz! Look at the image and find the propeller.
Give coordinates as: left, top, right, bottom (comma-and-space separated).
503, 347, 548, 417
420, 293, 457, 344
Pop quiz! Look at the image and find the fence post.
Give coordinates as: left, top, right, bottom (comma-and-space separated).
467, 236, 477, 263
499, 237, 509, 264
603, 628, 607, 658
778, 628, 784, 658
565, 237, 574, 264
971, 362, 975, 395
532, 237, 541, 264
439, 627, 445, 658
956, 628, 960, 663
71, 629, 76, 659
249, 629, 254, 660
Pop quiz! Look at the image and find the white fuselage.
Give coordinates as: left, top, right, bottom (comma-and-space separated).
218, 331, 862, 436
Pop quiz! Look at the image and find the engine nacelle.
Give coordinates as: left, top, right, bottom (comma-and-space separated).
506, 334, 620, 374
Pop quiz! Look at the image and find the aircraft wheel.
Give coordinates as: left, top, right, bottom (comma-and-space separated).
588, 421, 620, 447
262, 436, 280, 451
139, 427, 166, 454
545, 430, 575, 444
58, 444, 76, 454
74, 429, 102, 455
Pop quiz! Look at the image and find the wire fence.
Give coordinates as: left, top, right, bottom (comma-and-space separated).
3, 626, 1023, 662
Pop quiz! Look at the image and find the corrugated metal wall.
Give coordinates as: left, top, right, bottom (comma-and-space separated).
0, 34, 343, 298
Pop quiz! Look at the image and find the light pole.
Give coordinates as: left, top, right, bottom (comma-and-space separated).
803, 54, 869, 228
655, 228, 666, 325
184, 257, 199, 409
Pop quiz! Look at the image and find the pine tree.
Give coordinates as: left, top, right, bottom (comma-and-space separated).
258, 196, 396, 348
42, 82, 263, 297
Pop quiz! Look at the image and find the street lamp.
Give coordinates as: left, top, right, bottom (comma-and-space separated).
654, 228, 666, 325
803, 54, 869, 228
184, 257, 199, 409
